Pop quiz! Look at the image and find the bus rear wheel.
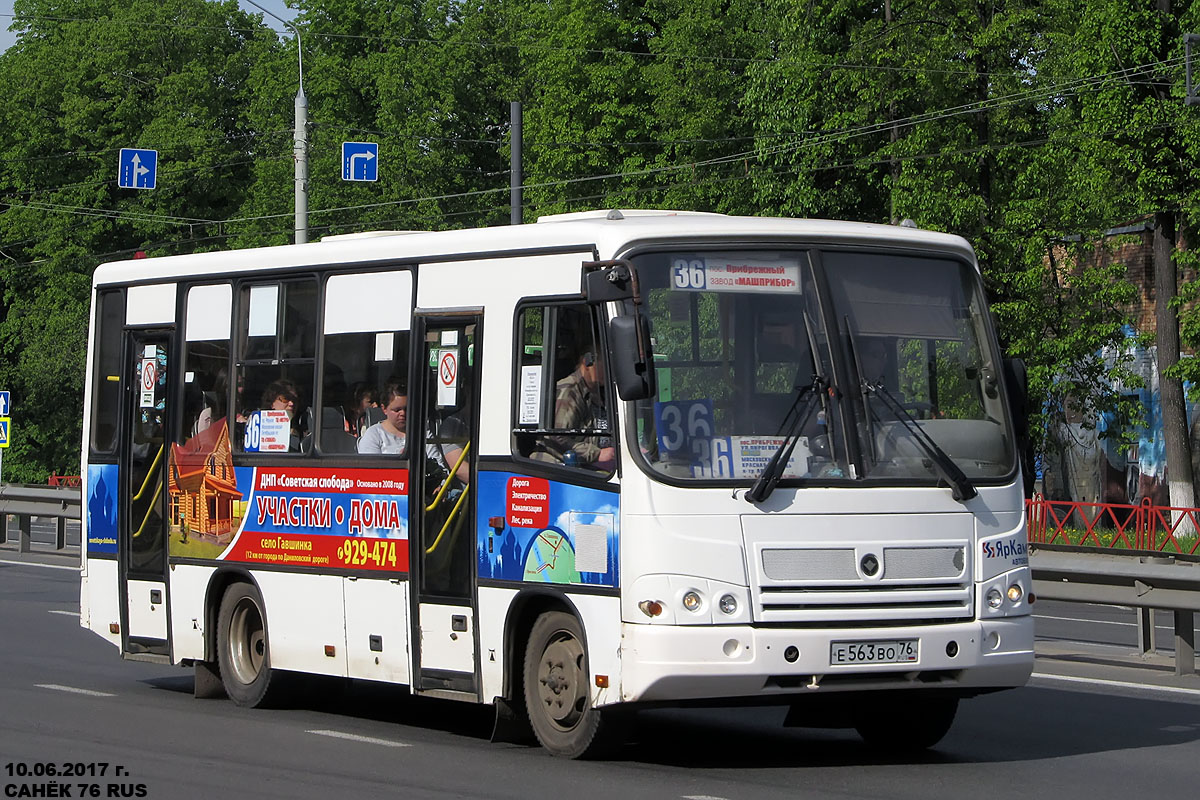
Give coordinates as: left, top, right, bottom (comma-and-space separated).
217, 583, 278, 708
523, 611, 623, 759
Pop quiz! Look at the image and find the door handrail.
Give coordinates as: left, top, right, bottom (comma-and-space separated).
425, 441, 470, 513
131, 444, 164, 501
131, 481, 163, 539
425, 484, 470, 555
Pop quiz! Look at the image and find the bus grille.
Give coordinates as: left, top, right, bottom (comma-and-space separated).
752, 545, 972, 624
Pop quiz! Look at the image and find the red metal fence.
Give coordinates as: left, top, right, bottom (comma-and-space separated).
47, 474, 81, 488
1027, 494, 1200, 555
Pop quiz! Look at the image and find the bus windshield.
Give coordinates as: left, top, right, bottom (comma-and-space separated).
629, 247, 1015, 487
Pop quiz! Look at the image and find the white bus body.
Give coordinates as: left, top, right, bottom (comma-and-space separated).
80, 210, 1033, 757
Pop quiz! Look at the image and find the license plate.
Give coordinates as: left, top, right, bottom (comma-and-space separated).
830, 639, 918, 665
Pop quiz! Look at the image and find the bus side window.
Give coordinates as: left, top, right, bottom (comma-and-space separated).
320, 270, 413, 455
180, 284, 233, 443
234, 279, 318, 453
512, 301, 614, 473
89, 289, 125, 454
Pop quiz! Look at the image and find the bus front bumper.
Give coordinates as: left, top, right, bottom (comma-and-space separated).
617, 616, 1034, 705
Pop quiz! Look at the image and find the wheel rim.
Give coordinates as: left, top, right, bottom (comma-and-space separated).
228, 596, 266, 685
535, 630, 588, 732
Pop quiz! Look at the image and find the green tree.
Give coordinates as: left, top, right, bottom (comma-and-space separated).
0, 0, 267, 480
1035, 0, 1197, 512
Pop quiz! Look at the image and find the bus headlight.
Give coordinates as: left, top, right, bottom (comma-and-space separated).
987, 588, 1004, 609
1007, 584, 1024, 604
682, 591, 703, 612
718, 594, 738, 615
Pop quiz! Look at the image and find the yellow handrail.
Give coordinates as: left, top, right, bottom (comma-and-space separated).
131, 444, 164, 501
425, 485, 470, 555
131, 481, 163, 539
425, 441, 470, 512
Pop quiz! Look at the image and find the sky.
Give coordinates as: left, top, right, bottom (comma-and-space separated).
0, 1, 298, 53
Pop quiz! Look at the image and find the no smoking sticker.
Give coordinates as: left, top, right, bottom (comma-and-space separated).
437, 348, 458, 407
139, 358, 157, 408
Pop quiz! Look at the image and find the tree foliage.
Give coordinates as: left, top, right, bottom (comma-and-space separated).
2, 0, 1199, 479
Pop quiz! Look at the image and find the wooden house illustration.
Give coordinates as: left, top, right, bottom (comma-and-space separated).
168, 420, 241, 542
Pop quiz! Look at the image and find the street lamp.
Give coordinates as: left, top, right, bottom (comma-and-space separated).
244, 0, 309, 244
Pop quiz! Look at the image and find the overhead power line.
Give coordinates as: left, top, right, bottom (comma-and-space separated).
0, 54, 1187, 245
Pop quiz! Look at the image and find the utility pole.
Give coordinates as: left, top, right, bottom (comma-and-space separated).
886, 0, 898, 225
1187, 34, 1200, 105
245, 1, 308, 244
510, 102, 523, 225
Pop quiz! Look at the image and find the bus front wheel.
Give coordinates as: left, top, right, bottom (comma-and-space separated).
854, 693, 958, 751
523, 611, 623, 758
216, 582, 278, 707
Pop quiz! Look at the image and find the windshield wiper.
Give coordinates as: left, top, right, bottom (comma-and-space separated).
746, 378, 825, 504
864, 381, 978, 502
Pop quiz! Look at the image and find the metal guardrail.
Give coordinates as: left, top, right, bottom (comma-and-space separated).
1030, 547, 1198, 676
1027, 495, 1200, 676
0, 484, 81, 553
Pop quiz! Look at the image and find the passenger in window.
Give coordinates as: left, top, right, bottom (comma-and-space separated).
263, 378, 300, 417
358, 382, 407, 455
550, 350, 615, 470
193, 391, 223, 436
261, 378, 304, 451
437, 408, 472, 484
357, 383, 453, 474
348, 383, 380, 437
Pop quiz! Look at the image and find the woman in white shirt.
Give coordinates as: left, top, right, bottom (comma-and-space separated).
357, 384, 407, 455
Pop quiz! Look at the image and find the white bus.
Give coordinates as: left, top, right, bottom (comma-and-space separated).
80, 210, 1034, 757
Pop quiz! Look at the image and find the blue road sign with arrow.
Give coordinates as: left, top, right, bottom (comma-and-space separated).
0, 391, 9, 416
342, 142, 379, 182
118, 148, 158, 189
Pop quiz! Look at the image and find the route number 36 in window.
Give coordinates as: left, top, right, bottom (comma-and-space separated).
656, 399, 713, 456
671, 258, 707, 290
243, 412, 261, 452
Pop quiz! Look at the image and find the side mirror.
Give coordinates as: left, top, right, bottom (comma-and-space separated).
609, 315, 657, 401
583, 262, 634, 303
1002, 357, 1029, 422
1002, 356, 1035, 496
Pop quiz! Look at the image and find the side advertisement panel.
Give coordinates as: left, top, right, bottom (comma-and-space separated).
86, 463, 120, 556
165, 422, 410, 572
475, 471, 619, 589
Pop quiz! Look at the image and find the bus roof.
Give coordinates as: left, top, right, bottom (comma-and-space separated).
91, 210, 977, 288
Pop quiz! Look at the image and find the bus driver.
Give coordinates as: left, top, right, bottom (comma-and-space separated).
549, 350, 615, 470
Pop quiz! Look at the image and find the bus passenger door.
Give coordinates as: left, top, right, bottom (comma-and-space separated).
411, 314, 480, 696
120, 330, 172, 659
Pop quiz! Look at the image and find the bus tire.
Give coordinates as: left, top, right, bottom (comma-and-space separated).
216, 582, 278, 708
854, 693, 958, 751
523, 611, 623, 758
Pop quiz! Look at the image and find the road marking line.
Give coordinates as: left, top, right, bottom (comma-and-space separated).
306, 729, 411, 748
1031, 673, 1200, 698
683, 796, 731, 800
0, 557, 78, 572
48, 610, 78, 617
37, 684, 115, 697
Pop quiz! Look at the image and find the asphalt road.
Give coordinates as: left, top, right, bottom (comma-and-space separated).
2, 556, 1200, 800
